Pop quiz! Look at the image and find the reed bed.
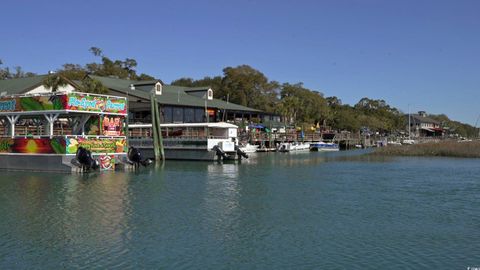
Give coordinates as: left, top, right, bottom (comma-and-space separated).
372, 140, 480, 158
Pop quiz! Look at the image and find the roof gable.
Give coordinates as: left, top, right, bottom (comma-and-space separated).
89, 75, 261, 112
0, 75, 49, 95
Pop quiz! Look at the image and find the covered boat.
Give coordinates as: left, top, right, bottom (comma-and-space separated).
0, 92, 131, 172
129, 122, 242, 161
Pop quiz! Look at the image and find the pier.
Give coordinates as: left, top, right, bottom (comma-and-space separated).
239, 129, 380, 150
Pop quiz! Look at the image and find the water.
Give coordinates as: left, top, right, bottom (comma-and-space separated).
1, 151, 479, 269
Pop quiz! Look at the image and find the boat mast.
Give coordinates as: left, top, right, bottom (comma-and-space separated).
408, 104, 411, 140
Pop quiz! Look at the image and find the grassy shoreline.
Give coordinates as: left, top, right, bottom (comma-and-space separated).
371, 140, 480, 158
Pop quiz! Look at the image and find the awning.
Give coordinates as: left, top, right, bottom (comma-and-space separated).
421, 127, 435, 132
249, 124, 265, 129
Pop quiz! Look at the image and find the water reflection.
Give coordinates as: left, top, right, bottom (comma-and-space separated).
1, 153, 480, 269
204, 163, 241, 225
0, 171, 135, 268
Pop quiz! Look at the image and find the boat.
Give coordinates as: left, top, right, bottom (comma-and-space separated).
277, 142, 311, 152
239, 143, 259, 153
129, 122, 244, 161
387, 141, 402, 146
0, 92, 132, 172
309, 141, 340, 152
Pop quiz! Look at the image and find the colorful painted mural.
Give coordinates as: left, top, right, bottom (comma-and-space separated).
0, 93, 126, 114
0, 136, 126, 154
99, 155, 116, 170
65, 137, 126, 154
101, 116, 125, 136
0, 95, 67, 112
66, 94, 126, 114
0, 137, 66, 154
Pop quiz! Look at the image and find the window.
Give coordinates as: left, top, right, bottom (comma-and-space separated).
195, 108, 205, 122
184, 108, 195, 123
173, 107, 183, 123
163, 106, 173, 123
155, 82, 162, 95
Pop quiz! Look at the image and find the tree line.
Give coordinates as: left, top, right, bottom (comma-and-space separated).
1, 48, 478, 137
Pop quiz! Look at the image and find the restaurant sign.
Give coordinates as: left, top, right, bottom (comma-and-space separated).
66, 137, 126, 154
0, 93, 126, 114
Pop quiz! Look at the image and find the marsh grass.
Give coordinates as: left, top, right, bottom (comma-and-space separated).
372, 140, 480, 158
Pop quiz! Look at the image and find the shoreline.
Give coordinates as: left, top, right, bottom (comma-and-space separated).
371, 140, 480, 158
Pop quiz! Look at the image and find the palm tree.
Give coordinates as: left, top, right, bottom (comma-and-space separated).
42, 73, 69, 92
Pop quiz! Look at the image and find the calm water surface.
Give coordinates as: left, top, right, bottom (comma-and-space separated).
1, 151, 479, 269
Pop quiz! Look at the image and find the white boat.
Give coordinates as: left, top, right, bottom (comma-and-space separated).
239, 143, 259, 153
129, 122, 240, 161
387, 141, 402, 146
278, 142, 310, 152
402, 139, 415, 145
309, 142, 340, 152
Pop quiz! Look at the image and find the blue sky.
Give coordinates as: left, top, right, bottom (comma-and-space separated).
1, 0, 479, 125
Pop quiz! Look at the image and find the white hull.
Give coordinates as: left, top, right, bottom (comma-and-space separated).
278, 142, 311, 152
239, 143, 259, 153
310, 142, 340, 152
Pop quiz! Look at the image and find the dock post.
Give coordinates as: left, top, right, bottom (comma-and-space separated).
150, 93, 160, 161
153, 94, 164, 160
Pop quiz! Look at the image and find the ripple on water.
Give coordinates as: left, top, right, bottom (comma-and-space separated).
0, 155, 480, 269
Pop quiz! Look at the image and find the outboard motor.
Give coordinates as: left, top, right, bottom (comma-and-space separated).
128, 146, 152, 169
235, 145, 249, 159
212, 145, 228, 160
74, 146, 99, 172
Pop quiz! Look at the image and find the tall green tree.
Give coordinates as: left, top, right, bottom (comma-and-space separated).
221, 65, 279, 112
42, 73, 69, 92
79, 77, 109, 94
278, 83, 329, 126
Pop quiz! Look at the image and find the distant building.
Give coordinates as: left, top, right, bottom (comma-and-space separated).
407, 111, 443, 137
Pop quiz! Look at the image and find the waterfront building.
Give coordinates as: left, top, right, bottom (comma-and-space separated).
407, 111, 444, 137
0, 75, 280, 126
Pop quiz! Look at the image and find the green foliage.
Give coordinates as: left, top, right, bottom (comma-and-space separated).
220, 65, 279, 112
42, 74, 69, 92
171, 77, 195, 87
0, 60, 36, 79
171, 66, 279, 113
350, 97, 405, 132
137, 73, 156, 81
3, 51, 477, 136
79, 77, 109, 94
278, 83, 329, 125
430, 114, 478, 137
57, 64, 87, 80
54, 47, 154, 81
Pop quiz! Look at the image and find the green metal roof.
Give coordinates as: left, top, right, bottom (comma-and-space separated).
0, 74, 262, 113
0, 75, 49, 95
90, 75, 261, 113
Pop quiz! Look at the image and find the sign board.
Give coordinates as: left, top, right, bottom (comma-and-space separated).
66, 137, 126, 154
99, 155, 115, 171
0, 93, 127, 114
